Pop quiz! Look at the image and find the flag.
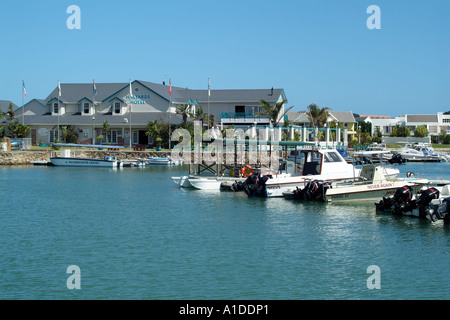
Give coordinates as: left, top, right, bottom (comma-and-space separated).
208, 77, 210, 97
129, 79, 132, 97
168, 78, 172, 96
93, 79, 97, 96
22, 80, 28, 98
58, 80, 61, 97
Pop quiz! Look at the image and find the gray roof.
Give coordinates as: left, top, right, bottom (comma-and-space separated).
329, 111, 356, 123
44, 80, 285, 105
45, 83, 128, 104
406, 115, 438, 123
0, 100, 19, 113
23, 112, 183, 127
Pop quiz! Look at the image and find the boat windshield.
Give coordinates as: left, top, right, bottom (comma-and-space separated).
323, 151, 344, 163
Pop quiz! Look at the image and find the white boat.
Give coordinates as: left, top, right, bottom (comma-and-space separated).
50, 147, 122, 167
397, 143, 444, 162
245, 148, 363, 198
283, 163, 428, 203
147, 156, 182, 165
50, 155, 119, 167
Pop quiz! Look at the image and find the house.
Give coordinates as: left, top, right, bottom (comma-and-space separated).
0, 100, 19, 115
20, 80, 288, 146
287, 110, 357, 143
370, 113, 450, 138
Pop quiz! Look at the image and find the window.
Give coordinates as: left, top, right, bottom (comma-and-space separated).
443, 119, 450, 123
53, 102, 59, 114
83, 102, 90, 114
49, 129, 57, 143
324, 151, 343, 163
114, 102, 121, 114
132, 131, 138, 144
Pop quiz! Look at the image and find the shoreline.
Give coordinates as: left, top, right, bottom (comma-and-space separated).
1, 148, 450, 166
0, 150, 173, 166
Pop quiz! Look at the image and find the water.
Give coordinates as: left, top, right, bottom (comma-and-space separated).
0, 162, 449, 300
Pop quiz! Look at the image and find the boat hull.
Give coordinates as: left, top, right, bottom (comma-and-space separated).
324, 179, 429, 202
50, 157, 118, 167
188, 176, 246, 190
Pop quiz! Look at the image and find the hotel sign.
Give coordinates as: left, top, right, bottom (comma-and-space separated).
126, 94, 150, 104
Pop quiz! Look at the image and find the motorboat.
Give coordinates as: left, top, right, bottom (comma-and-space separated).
283, 162, 428, 203
50, 154, 120, 167
375, 184, 450, 223
147, 156, 183, 165
243, 148, 363, 198
396, 143, 445, 162
243, 150, 402, 198
50, 146, 124, 167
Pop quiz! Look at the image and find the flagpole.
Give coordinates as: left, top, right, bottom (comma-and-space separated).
92, 79, 96, 145
57, 80, 60, 142
22, 80, 24, 125
129, 79, 132, 150
169, 78, 172, 150
207, 77, 210, 130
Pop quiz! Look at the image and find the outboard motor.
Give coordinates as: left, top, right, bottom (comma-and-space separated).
292, 181, 331, 202
376, 186, 415, 214
427, 197, 450, 223
391, 186, 415, 215
415, 187, 440, 219
231, 172, 259, 192
244, 173, 272, 197
388, 153, 406, 164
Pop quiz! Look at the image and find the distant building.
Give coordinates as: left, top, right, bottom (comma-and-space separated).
370, 113, 450, 137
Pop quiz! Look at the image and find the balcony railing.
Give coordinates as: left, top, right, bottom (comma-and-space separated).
221, 112, 269, 122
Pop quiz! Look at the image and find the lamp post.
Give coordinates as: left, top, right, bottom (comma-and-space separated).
92, 116, 95, 144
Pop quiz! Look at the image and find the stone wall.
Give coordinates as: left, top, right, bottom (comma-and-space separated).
0, 150, 175, 165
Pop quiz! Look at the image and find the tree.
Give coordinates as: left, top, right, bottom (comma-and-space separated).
146, 120, 162, 147
15, 124, 31, 138
190, 106, 208, 123
6, 102, 15, 121
306, 104, 330, 128
103, 121, 110, 143
176, 104, 191, 128
256, 99, 293, 127
414, 125, 428, 138
389, 125, 410, 137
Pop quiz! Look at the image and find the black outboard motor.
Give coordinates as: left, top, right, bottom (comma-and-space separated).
244, 173, 272, 197
292, 181, 331, 202
415, 187, 440, 218
391, 185, 415, 215
376, 186, 414, 213
388, 153, 406, 164
231, 172, 259, 192
427, 197, 450, 223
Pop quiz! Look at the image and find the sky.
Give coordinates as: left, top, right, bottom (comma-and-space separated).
0, 0, 449, 117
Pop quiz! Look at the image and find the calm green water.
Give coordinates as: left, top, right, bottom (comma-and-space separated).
0, 162, 449, 300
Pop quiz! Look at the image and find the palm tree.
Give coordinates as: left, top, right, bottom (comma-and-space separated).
256, 99, 293, 127
306, 104, 331, 128
190, 106, 208, 124
146, 120, 161, 147
176, 104, 191, 128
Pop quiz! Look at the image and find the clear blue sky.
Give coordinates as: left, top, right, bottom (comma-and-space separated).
1, 0, 449, 116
